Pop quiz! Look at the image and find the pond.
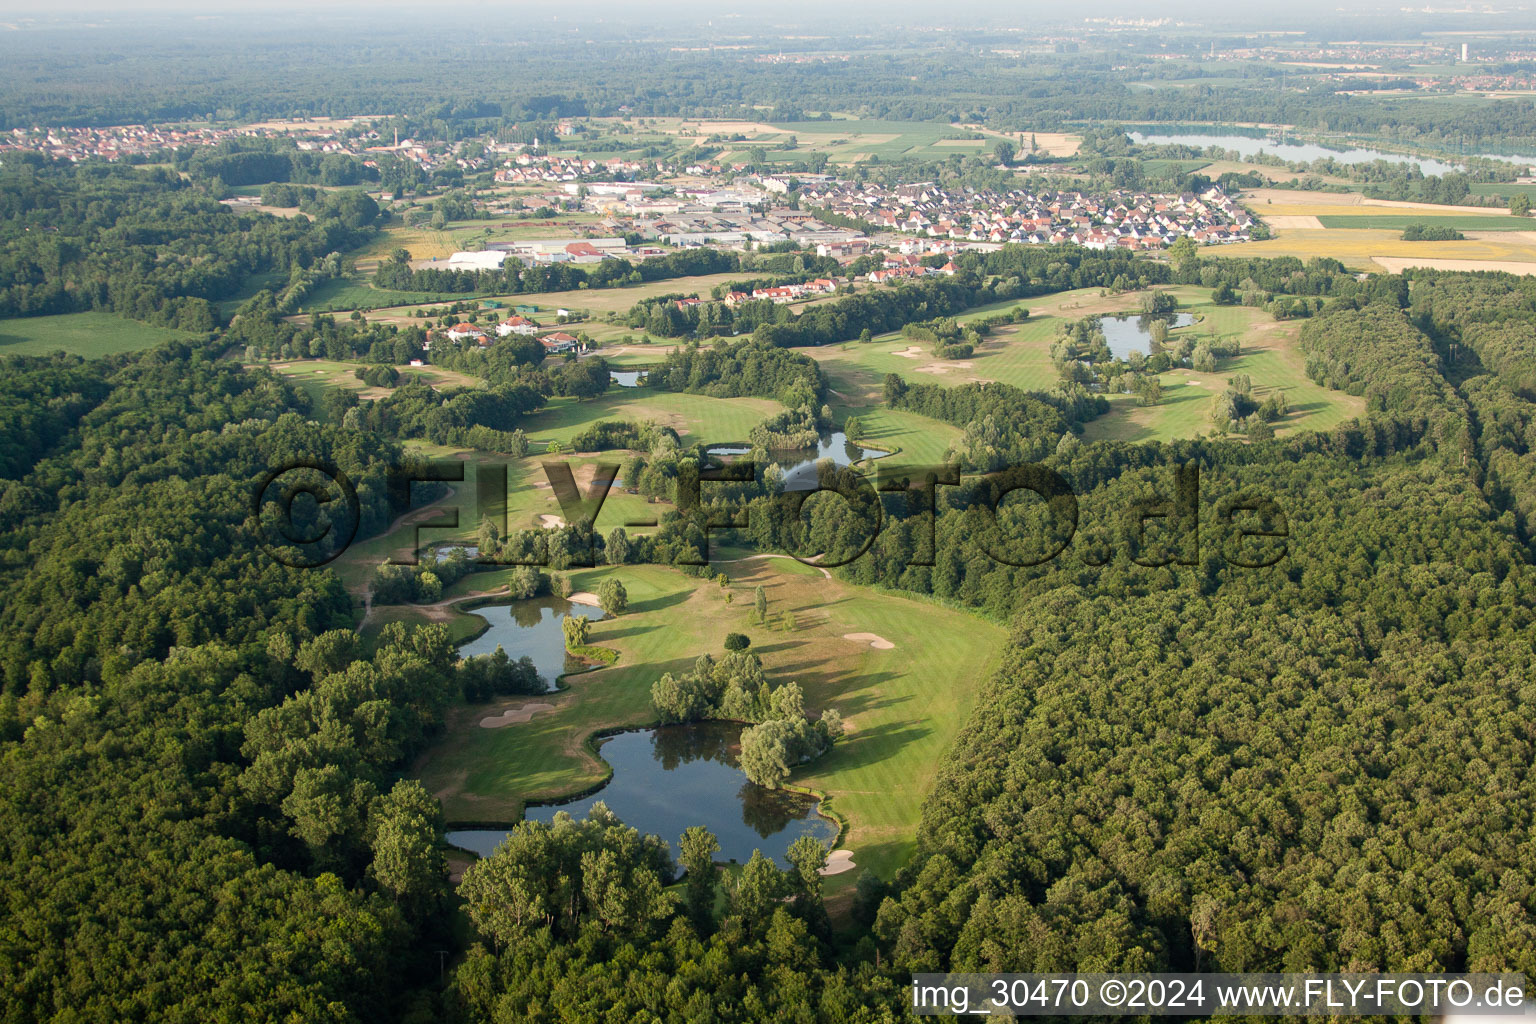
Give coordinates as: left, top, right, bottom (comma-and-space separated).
429, 543, 479, 564
1099, 312, 1196, 361
445, 722, 837, 866
1128, 129, 1472, 175
610, 369, 648, 388
706, 432, 891, 491
457, 596, 607, 691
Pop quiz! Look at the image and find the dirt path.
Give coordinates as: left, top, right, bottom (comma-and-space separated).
351, 484, 461, 631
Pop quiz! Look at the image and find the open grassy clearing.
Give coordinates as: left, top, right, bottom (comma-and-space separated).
0, 312, 193, 358
409, 558, 1003, 879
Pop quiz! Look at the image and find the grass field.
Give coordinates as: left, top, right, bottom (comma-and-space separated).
410, 558, 1003, 879
0, 312, 193, 358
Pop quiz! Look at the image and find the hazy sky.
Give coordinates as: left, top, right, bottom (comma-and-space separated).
0, 0, 1440, 18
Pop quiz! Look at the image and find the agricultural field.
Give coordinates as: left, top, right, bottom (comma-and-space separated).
1232, 189, 1536, 272
1315, 214, 1531, 231
1470, 182, 1536, 200
0, 311, 193, 358
641, 115, 1078, 165
409, 558, 1004, 880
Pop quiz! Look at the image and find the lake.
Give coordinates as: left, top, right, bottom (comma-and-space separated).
445, 722, 837, 866
706, 431, 891, 492
610, 370, 648, 388
457, 596, 607, 690
1099, 312, 1196, 360
1129, 129, 1475, 175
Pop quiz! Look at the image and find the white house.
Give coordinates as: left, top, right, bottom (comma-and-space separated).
496, 316, 538, 337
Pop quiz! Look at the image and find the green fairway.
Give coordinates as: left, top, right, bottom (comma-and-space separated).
521, 389, 781, 448
411, 558, 1003, 879
1081, 307, 1364, 443
0, 312, 193, 358
814, 285, 1360, 443
1317, 214, 1527, 231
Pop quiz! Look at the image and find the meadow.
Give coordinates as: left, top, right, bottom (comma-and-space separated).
0, 312, 192, 358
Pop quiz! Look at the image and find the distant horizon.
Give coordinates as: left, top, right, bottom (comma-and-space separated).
2, 0, 1520, 26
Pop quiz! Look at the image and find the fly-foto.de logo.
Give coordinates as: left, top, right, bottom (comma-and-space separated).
253, 456, 1288, 572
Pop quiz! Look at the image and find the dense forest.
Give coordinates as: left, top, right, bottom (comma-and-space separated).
0, 157, 381, 325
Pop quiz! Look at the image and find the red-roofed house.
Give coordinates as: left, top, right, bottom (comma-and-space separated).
446, 322, 486, 342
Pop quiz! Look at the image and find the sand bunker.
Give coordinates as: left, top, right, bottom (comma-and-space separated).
819, 850, 857, 876
538, 514, 566, 529
844, 632, 896, 650
567, 591, 601, 607
479, 702, 555, 728
895, 346, 925, 358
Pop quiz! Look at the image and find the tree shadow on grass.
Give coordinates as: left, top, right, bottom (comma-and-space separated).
628, 589, 691, 614
816, 720, 932, 774
594, 623, 657, 642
